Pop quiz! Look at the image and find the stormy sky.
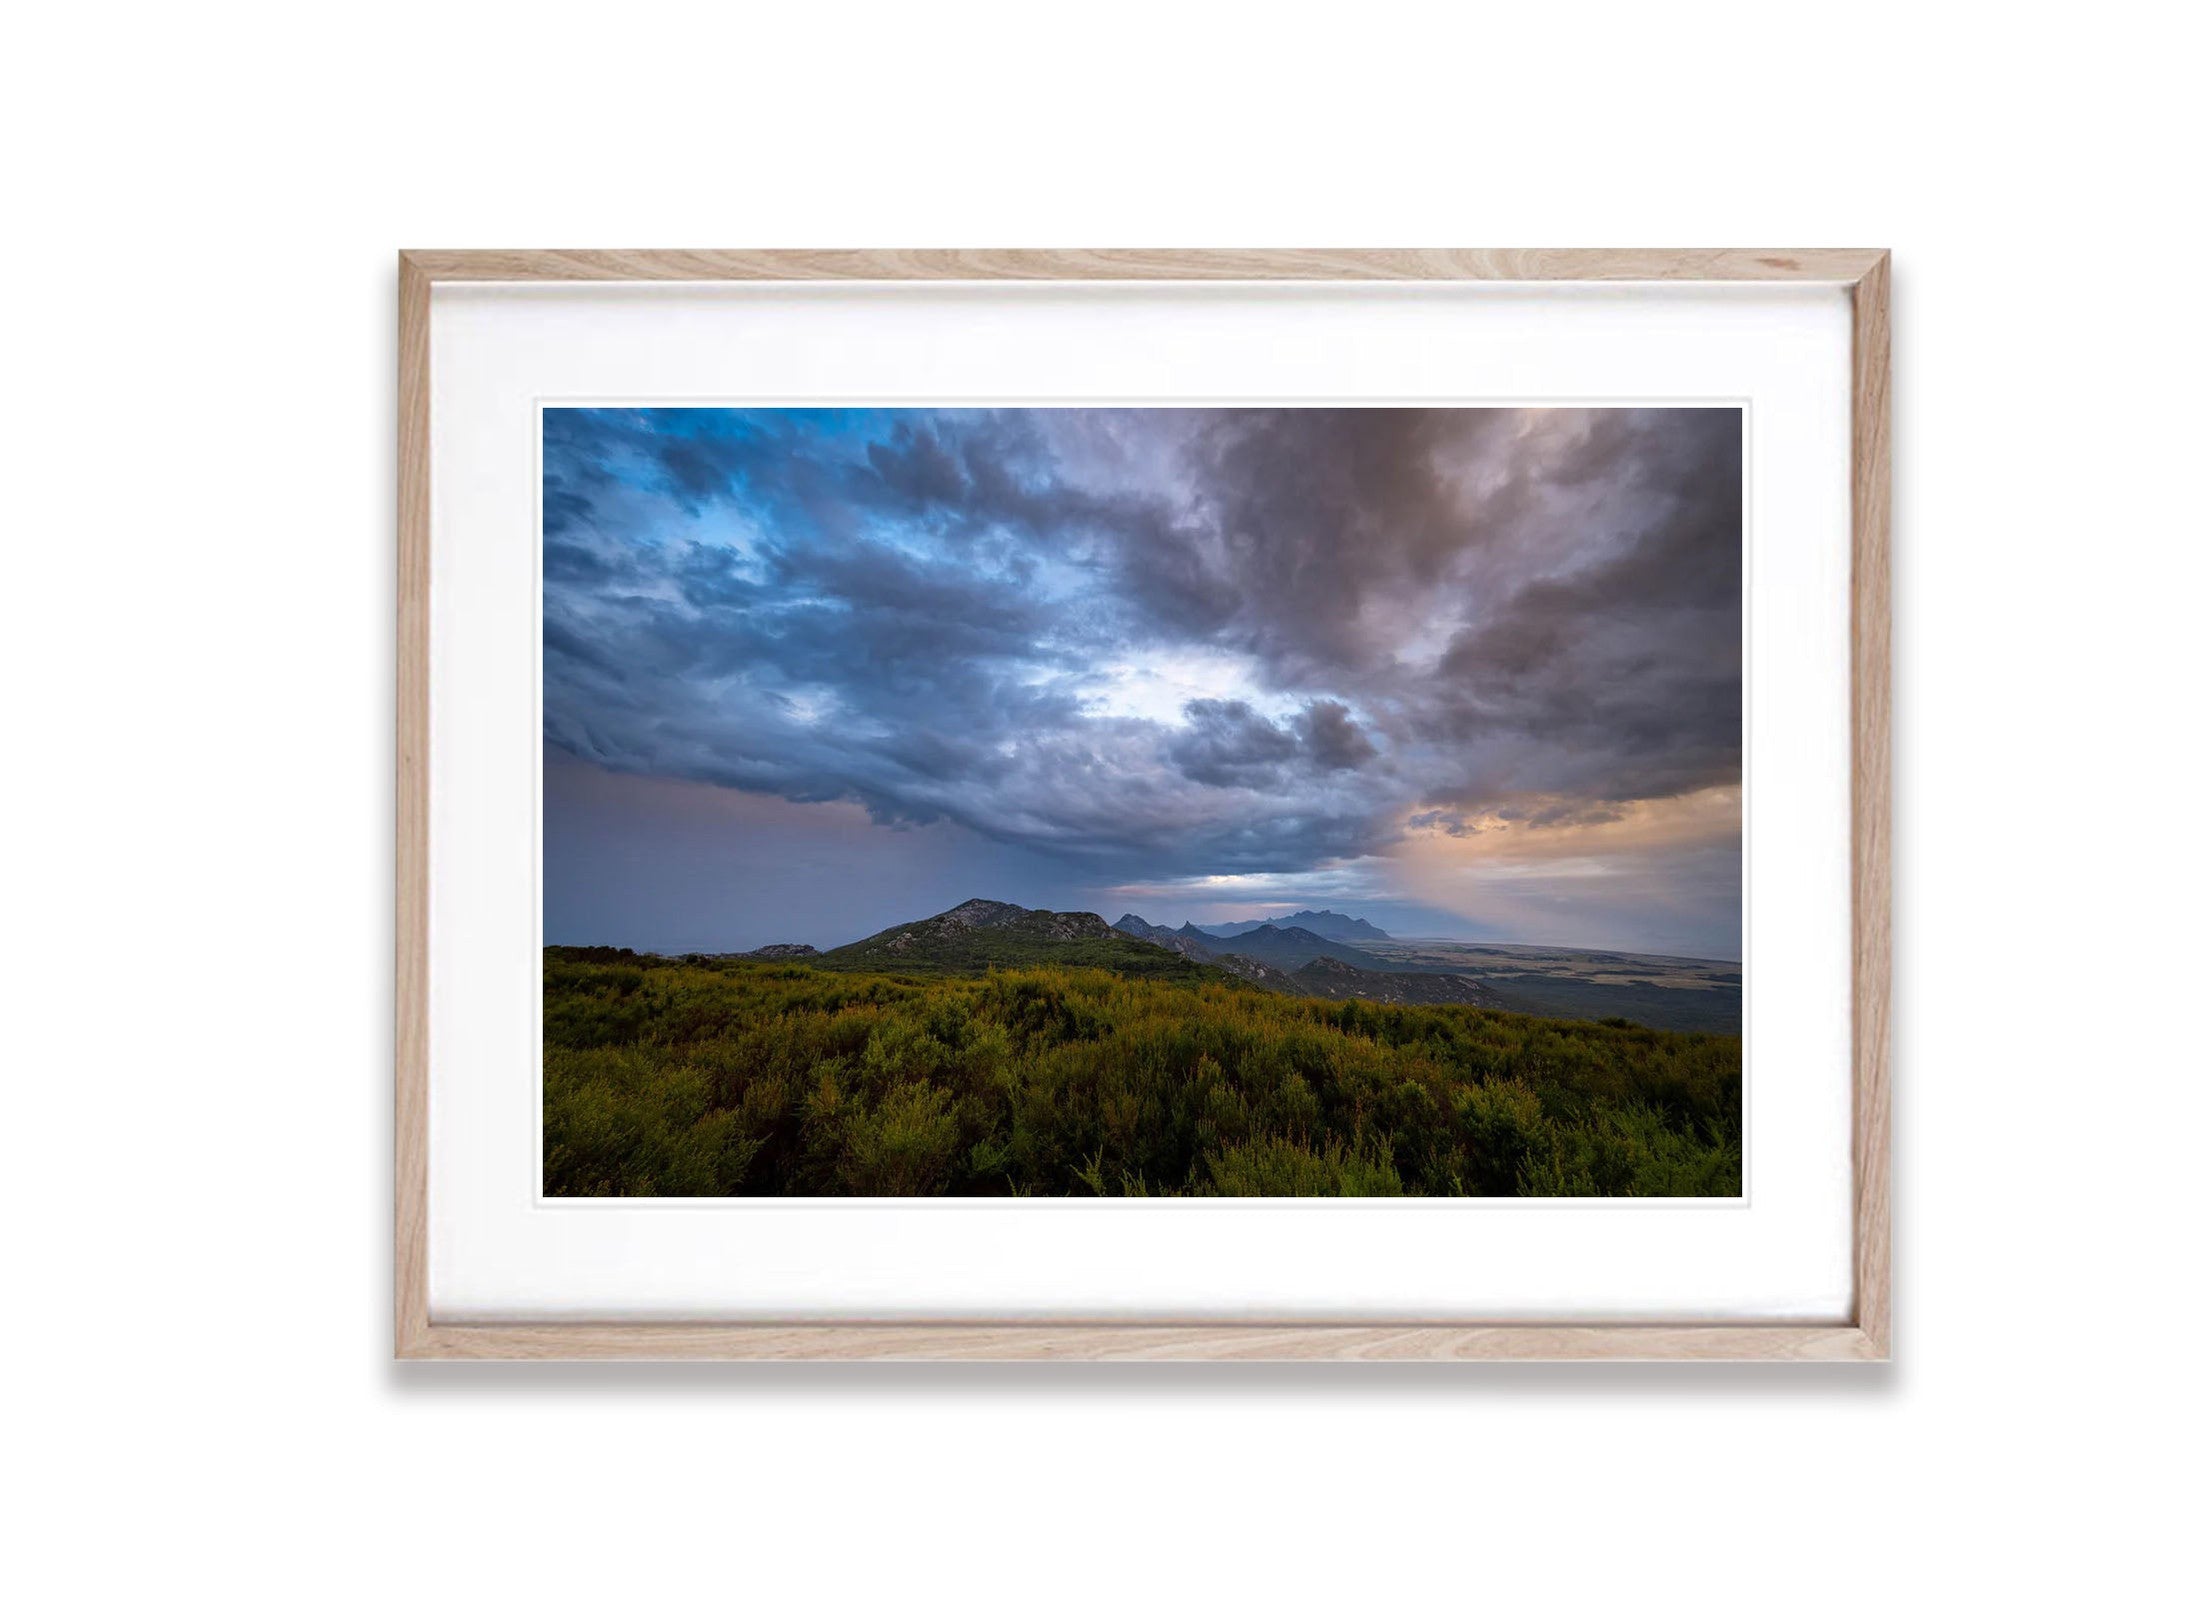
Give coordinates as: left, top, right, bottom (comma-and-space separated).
544, 406, 1743, 958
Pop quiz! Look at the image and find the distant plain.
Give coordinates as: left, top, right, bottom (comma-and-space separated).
1357, 939, 1741, 1035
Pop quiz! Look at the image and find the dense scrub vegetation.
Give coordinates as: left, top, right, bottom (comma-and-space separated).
544, 948, 1742, 1198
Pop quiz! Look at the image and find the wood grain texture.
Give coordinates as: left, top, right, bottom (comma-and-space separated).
399, 247, 1883, 285
400, 1321, 1877, 1362
393, 249, 1892, 1360
395, 255, 432, 1357
1850, 253, 1893, 1358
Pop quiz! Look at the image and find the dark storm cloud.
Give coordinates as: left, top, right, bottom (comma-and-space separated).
1165, 698, 1381, 789
1149, 407, 1509, 668
541, 406, 1741, 892
1295, 699, 1377, 771
1168, 700, 1299, 787
1412, 407, 1744, 804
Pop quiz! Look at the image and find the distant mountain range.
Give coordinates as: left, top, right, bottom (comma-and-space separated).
1114, 914, 1405, 972
700, 898, 1503, 1009
574, 892, 1772, 1032
719, 897, 1432, 996
572, 900, 1745, 1029
752, 895, 1508, 1004
1190, 910, 1392, 941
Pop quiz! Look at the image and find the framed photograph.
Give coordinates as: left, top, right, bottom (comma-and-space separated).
397, 249, 1889, 1359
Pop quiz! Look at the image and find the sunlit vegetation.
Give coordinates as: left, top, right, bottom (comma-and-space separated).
544, 948, 1742, 1198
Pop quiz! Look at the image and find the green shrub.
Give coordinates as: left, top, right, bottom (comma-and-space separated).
1201, 1137, 1406, 1197
542, 949, 1742, 1198
837, 1081, 961, 1196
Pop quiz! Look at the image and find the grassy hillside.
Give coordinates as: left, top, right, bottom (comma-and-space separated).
815, 925, 1208, 981
803, 898, 1217, 982
545, 948, 1741, 1198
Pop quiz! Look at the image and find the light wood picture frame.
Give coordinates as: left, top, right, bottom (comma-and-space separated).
397, 249, 1890, 1360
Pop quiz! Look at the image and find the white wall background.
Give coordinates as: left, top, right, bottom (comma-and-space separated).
6, 3, 2191, 1593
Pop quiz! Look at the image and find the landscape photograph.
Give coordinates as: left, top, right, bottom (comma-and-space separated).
543, 405, 1743, 1198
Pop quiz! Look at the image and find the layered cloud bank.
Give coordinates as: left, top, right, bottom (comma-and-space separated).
544, 406, 1742, 957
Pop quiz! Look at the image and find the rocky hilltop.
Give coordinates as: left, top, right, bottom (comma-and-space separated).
1110, 913, 1215, 962
813, 898, 1204, 980
880, 897, 1122, 949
